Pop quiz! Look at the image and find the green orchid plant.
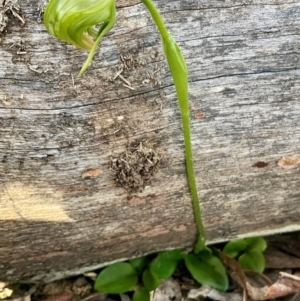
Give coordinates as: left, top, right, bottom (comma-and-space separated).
43, 1, 268, 298
44, 0, 206, 253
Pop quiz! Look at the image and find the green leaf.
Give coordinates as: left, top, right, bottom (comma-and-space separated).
238, 249, 265, 273
132, 287, 150, 301
201, 253, 227, 279
198, 248, 226, 278
197, 247, 212, 261
184, 254, 228, 291
244, 237, 267, 252
223, 239, 248, 258
94, 262, 138, 294
150, 249, 183, 279
142, 269, 160, 291
129, 257, 150, 274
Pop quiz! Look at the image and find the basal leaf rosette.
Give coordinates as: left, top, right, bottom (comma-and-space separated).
44, 0, 116, 75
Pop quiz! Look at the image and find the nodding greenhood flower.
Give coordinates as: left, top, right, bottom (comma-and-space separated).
44, 0, 116, 76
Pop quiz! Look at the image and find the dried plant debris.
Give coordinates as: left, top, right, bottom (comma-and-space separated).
33, 278, 92, 301
220, 249, 300, 300
120, 52, 141, 70
0, 284, 37, 301
0, 0, 24, 33
246, 272, 300, 300
110, 142, 161, 192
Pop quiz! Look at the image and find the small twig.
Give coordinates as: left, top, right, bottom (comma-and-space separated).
153, 67, 161, 75
11, 9, 25, 24
27, 64, 42, 74
112, 67, 134, 89
122, 84, 135, 90
113, 68, 123, 80
118, 74, 131, 86
71, 73, 75, 88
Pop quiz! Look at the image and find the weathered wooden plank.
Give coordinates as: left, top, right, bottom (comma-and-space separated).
1, 0, 300, 282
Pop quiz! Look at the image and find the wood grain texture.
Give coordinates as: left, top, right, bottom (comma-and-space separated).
1, 0, 300, 282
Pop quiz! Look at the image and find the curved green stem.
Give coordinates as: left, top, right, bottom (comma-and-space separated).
140, 0, 206, 253
78, 3, 116, 76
